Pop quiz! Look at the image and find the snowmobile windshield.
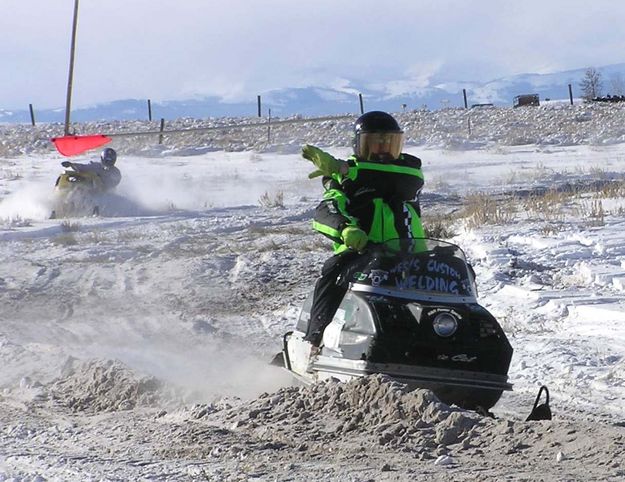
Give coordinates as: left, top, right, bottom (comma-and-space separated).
348, 239, 477, 302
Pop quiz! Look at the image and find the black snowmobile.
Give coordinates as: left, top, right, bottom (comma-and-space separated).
276, 238, 515, 411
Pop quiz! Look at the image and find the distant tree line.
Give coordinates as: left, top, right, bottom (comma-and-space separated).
580, 67, 625, 102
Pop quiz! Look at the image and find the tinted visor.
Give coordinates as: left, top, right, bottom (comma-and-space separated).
356, 132, 404, 161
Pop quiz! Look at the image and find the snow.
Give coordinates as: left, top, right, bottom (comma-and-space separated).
2, 106, 625, 480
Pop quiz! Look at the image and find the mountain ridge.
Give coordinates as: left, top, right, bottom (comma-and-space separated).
2, 62, 624, 124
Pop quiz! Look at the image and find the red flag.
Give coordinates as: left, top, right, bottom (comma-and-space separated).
51, 135, 112, 156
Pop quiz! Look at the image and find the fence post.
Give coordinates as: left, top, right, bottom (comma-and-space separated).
29, 104, 36, 126
147, 99, 152, 121
158, 118, 165, 144
257, 95, 262, 117
463, 89, 468, 109
358, 93, 364, 114
568, 84, 574, 105
267, 108, 271, 144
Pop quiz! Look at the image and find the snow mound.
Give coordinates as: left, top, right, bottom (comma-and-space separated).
50, 358, 164, 412
222, 374, 480, 449
156, 375, 485, 461
178, 375, 624, 467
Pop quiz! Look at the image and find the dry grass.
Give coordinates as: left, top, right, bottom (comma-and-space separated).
525, 161, 553, 182
594, 180, 625, 199
576, 199, 605, 226
81, 230, 104, 244
2, 215, 32, 227
422, 214, 458, 239
0, 170, 23, 181
426, 175, 452, 191
249, 223, 309, 236
461, 193, 516, 228
60, 220, 82, 232
523, 190, 568, 222
539, 223, 565, 235
299, 237, 331, 252
53, 233, 78, 246
258, 190, 285, 208
454, 178, 624, 229
587, 166, 610, 179
612, 205, 625, 216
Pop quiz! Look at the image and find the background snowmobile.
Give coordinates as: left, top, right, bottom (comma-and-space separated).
50, 168, 105, 218
276, 238, 515, 412
49, 148, 121, 219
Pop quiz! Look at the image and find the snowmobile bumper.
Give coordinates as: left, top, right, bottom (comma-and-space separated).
310, 356, 512, 393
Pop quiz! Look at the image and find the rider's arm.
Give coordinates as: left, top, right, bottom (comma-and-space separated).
312, 178, 358, 243
65, 162, 91, 172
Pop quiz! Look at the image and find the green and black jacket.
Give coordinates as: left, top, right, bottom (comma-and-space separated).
313, 153, 425, 253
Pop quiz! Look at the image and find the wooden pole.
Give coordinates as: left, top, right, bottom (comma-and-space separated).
568, 84, 574, 105
147, 99, 152, 121
267, 108, 271, 143
64, 0, 80, 135
158, 118, 165, 144
358, 93, 364, 114
257, 95, 261, 117
463, 89, 468, 109
29, 104, 36, 126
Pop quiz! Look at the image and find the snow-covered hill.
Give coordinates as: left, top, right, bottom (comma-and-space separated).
1, 107, 625, 480
2, 63, 624, 122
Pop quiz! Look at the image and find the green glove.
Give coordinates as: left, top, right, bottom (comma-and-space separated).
302, 144, 346, 179
341, 226, 368, 251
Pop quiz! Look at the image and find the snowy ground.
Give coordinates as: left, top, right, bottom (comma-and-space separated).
1, 115, 625, 480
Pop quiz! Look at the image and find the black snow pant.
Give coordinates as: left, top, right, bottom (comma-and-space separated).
304, 250, 362, 346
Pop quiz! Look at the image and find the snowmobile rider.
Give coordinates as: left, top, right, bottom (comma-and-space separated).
60, 147, 122, 191
303, 111, 425, 347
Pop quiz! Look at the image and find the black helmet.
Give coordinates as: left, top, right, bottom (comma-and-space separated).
100, 147, 117, 167
353, 111, 404, 161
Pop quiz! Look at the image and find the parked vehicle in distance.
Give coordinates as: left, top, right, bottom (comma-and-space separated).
513, 94, 540, 108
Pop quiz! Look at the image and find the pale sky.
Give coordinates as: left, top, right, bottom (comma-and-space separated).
2, 0, 624, 110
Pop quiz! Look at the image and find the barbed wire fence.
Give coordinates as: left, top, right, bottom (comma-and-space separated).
3, 92, 625, 158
